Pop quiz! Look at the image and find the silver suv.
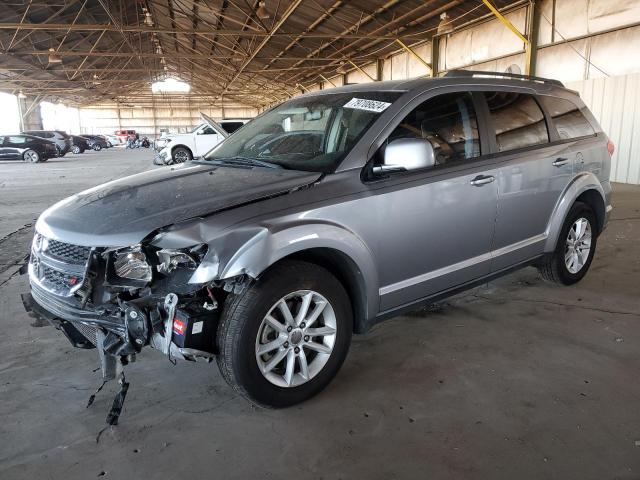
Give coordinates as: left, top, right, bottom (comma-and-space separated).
23, 71, 612, 408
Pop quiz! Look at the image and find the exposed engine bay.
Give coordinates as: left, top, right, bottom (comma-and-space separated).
21, 232, 246, 426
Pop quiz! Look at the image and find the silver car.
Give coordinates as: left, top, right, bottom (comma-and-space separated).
23, 71, 613, 408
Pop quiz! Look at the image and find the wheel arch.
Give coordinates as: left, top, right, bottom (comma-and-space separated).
575, 189, 606, 234
544, 172, 607, 251
191, 223, 380, 333
269, 248, 370, 334
171, 144, 193, 157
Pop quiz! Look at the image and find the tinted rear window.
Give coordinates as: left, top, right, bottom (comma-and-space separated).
484, 92, 549, 153
537, 96, 595, 140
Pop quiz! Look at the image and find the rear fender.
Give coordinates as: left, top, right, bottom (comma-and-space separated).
544, 172, 606, 252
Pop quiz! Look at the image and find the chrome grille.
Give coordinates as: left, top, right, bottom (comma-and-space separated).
46, 238, 91, 264
29, 233, 91, 297
42, 265, 81, 294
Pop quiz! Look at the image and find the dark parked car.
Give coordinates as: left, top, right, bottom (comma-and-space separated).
70, 135, 89, 154
80, 135, 109, 151
0, 134, 57, 162
22, 130, 71, 156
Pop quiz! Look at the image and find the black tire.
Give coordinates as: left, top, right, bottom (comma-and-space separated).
217, 260, 352, 408
23, 149, 41, 163
538, 201, 598, 285
92, 144, 102, 151
172, 146, 192, 163
71, 145, 81, 154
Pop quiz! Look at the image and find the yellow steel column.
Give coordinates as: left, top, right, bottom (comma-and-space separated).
395, 39, 432, 75
481, 0, 532, 74
347, 60, 377, 82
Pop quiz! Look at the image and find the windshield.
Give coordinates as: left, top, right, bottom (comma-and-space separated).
203, 91, 402, 172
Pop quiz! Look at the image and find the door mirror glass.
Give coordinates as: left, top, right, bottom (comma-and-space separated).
374, 138, 436, 174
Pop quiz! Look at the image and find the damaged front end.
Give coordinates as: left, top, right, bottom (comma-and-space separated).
22, 232, 239, 367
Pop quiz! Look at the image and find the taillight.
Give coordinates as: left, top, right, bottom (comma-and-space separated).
607, 139, 615, 157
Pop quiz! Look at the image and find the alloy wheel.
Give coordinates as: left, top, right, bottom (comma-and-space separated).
255, 290, 337, 388
565, 217, 592, 274
24, 150, 39, 162
174, 150, 189, 163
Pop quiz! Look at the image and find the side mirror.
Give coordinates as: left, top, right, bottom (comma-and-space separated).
373, 138, 436, 174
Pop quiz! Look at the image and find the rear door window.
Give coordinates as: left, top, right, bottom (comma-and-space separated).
7, 136, 27, 145
537, 96, 595, 140
483, 92, 549, 153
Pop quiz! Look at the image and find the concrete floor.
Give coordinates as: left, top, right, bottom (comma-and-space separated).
1, 148, 639, 479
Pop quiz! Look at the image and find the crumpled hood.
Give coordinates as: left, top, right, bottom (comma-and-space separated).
36, 163, 321, 247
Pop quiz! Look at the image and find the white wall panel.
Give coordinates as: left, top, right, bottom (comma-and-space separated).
588, 27, 640, 78
537, 40, 589, 82
568, 73, 640, 184
555, 0, 589, 38
588, 0, 640, 32
79, 102, 258, 137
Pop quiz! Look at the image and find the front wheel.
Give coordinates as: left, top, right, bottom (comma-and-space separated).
172, 147, 192, 163
71, 145, 81, 154
23, 149, 41, 163
538, 201, 597, 285
216, 261, 352, 408
92, 144, 102, 151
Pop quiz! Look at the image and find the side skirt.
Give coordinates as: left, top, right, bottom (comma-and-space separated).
367, 256, 543, 329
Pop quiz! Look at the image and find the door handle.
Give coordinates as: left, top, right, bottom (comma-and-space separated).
552, 157, 570, 167
470, 175, 495, 186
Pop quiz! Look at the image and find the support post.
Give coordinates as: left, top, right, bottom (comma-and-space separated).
431, 36, 440, 77
17, 96, 24, 132
527, 0, 541, 76
376, 58, 384, 81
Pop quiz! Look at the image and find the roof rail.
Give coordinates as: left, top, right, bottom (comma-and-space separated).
444, 69, 564, 87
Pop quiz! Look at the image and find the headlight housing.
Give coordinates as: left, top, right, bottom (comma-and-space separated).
113, 247, 153, 282
156, 245, 207, 274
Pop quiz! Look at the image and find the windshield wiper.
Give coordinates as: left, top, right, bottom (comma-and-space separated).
207, 156, 282, 169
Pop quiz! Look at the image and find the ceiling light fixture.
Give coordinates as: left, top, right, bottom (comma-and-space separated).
256, 1, 270, 19
151, 77, 191, 93
17, 91, 26, 99
48, 48, 62, 64
144, 12, 154, 27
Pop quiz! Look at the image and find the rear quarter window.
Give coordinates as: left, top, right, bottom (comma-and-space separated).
537, 96, 596, 140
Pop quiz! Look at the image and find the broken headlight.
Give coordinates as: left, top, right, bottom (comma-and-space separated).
156, 245, 207, 274
113, 247, 153, 282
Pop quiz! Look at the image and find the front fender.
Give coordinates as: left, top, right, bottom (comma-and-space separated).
544, 172, 607, 252
190, 222, 380, 321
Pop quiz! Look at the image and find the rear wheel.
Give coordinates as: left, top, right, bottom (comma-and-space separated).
216, 261, 352, 408
172, 147, 192, 163
538, 201, 597, 285
23, 149, 41, 163
71, 145, 81, 154
92, 144, 102, 151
